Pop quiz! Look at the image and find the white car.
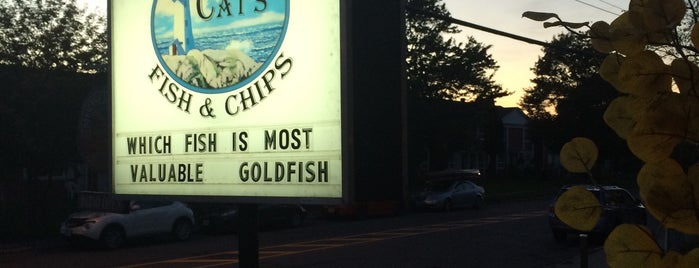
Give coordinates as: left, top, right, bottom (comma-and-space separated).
412, 179, 485, 211
60, 197, 194, 249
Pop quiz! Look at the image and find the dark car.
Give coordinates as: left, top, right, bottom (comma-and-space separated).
411, 179, 485, 211
548, 185, 646, 242
193, 204, 306, 233
421, 169, 483, 182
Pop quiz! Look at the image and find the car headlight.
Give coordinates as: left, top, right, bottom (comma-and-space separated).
65, 218, 97, 228
83, 220, 97, 229
424, 197, 439, 204
221, 210, 238, 217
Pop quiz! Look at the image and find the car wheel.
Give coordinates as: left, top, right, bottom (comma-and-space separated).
473, 196, 484, 209
171, 218, 193, 241
443, 199, 453, 212
99, 225, 125, 249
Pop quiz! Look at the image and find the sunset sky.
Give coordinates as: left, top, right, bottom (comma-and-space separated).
82, 0, 628, 107
441, 0, 626, 107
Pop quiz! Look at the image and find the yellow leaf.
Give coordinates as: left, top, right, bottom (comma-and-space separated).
657, 249, 699, 268
670, 58, 699, 95
560, 137, 598, 173
629, 0, 686, 39
599, 53, 625, 92
674, 248, 699, 268
692, 23, 699, 50
604, 236, 699, 268
684, 98, 699, 143
609, 12, 647, 55
604, 224, 663, 268
591, 21, 613, 54
687, 163, 699, 221
554, 186, 601, 232
521, 11, 560, 22
634, 94, 688, 137
627, 95, 685, 162
656, 0, 686, 27
618, 50, 672, 97
632, 94, 699, 145
627, 133, 681, 163
604, 98, 634, 139
663, 251, 683, 268
638, 159, 699, 235
603, 95, 652, 139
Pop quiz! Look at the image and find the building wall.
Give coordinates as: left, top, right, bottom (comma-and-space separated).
498, 108, 535, 175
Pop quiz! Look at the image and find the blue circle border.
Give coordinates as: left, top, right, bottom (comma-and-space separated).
150, 0, 290, 94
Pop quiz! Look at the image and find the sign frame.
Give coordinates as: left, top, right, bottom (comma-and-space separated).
108, 0, 349, 205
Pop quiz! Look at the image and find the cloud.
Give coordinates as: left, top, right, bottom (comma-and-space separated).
231, 12, 285, 28
155, 0, 182, 17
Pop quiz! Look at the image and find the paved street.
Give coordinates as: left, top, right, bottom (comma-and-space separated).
1, 198, 602, 268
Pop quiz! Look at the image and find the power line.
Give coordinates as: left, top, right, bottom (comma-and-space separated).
407, 6, 549, 47
573, 0, 620, 16
597, 0, 626, 12
406, 6, 598, 57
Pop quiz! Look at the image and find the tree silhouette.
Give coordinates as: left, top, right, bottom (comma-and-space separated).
406, 0, 510, 103
0, 0, 107, 73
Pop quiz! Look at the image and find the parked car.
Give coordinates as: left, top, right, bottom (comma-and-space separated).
421, 169, 483, 182
548, 185, 646, 242
193, 203, 306, 233
411, 179, 485, 211
60, 192, 194, 249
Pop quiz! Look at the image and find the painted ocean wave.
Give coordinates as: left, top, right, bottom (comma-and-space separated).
156, 23, 283, 63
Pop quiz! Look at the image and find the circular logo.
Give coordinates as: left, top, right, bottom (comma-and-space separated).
151, 0, 289, 94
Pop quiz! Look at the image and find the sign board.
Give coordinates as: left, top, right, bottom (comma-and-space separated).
110, 0, 344, 202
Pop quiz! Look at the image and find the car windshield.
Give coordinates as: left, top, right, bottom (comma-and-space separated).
423, 180, 455, 192
556, 187, 636, 207
555, 188, 601, 205
603, 189, 636, 206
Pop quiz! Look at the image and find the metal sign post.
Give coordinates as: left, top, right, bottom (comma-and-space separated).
238, 204, 259, 268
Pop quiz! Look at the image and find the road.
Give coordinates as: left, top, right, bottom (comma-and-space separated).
0, 198, 594, 268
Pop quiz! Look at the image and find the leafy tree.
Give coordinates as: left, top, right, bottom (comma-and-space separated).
0, 0, 107, 176
406, 0, 510, 103
526, 0, 699, 266
521, 33, 635, 179
406, 0, 511, 177
0, 0, 107, 73
520, 33, 608, 119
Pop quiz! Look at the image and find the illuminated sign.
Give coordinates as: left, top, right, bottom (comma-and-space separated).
110, 0, 343, 200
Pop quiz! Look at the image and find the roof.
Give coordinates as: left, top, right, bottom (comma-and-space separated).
498, 107, 528, 126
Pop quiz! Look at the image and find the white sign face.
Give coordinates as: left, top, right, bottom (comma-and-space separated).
111, 0, 342, 199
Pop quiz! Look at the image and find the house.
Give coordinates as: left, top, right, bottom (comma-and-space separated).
409, 99, 538, 178
497, 107, 534, 173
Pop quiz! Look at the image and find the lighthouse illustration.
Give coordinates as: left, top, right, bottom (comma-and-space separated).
169, 0, 195, 55
153, 0, 288, 92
